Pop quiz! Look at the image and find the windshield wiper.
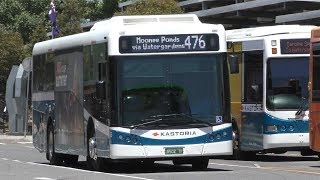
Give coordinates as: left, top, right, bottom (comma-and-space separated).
150, 113, 215, 126
130, 117, 164, 129
295, 97, 308, 116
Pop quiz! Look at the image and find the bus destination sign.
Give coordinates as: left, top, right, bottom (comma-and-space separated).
119, 34, 219, 53
280, 39, 310, 54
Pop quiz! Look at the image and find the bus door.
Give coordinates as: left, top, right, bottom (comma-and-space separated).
228, 42, 242, 133
310, 41, 320, 152
84, 43, 111, 157
240, 50, 264, 151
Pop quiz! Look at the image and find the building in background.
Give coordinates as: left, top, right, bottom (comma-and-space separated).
119, 0, 320, 29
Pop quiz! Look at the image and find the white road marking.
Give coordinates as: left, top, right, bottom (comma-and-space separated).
13, 160, 22, 163
0, 143, 6, 145
210, 162, 258, 169
254, 163, 261, 168
17, 142, 33, 144
26, 162, 154, 180
34, 177, 56, 180
24, 146, 34, 149
1, 158, 8, 161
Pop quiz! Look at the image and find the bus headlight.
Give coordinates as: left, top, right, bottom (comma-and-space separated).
132, 137, 138, 144
125, 136, 131, 142
289, 125, 294, 131
280, 125, 286, 131
208, 134, 214, 141
223, 131, 227, 136
118, 135, 124, 140
216, 133, 221, 139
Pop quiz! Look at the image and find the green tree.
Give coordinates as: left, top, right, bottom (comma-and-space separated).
83, 0, 118, 22
57, 0, 85, 37
115, 0, 184, 16
0, 31, 24, 96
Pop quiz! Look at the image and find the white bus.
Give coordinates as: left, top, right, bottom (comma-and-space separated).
32, 14, 233, 170
227, 25, 316, 159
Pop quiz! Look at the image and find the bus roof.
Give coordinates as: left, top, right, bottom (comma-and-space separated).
90, 14, 201, 31
33, 14, 224, 56
227, 25, 315, 41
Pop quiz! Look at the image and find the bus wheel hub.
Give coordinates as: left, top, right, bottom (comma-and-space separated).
89, 137, 97, 160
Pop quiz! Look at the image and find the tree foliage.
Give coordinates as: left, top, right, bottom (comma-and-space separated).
56, 0, 84, 37
0, 0, 120, 98
0, 31, 24, 95
115, 0, 184, 16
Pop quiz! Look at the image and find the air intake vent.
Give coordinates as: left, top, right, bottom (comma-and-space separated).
158, 16, 195, 23
123, 18, 158, 25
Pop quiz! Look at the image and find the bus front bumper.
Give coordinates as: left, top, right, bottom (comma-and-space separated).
263, 133, 309, 149
109, 140, 232, 159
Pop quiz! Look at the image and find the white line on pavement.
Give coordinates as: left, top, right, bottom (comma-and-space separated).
0, 143, 6, 145
24, 146, 34, 149
210, 162, 259, 169
34, 177, 56, 180
254, 164, 261, 168
26, 162, 154, 180
17, 142, 33, 144
13, 160, 22, 163
1, 158, 8, 161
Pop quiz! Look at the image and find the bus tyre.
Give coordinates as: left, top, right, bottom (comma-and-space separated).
239, 151, 256, 161
172, 159, 184, 166
232, 129, 240, 160
46, 124, 63, 165
191, 158, 209, 170
64, 155, 78, 166
87, 129, 103, 171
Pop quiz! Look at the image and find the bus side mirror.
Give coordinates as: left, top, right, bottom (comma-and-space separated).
96, 81, 106, 100
229, 55, 239, 74
251, 84, 261, 102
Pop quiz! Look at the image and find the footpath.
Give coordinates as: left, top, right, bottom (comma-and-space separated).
0, 134, 32, 143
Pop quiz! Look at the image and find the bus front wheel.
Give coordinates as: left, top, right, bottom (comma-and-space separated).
87, 128, 103, 171
191, 158, 209, 170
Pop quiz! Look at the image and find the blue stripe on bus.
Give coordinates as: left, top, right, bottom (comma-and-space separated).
263, 113, 309, 134
111, 126, 232, 146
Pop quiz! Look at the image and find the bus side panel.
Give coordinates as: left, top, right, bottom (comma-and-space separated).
240, 111, 264, 151
54, 51, 85, 156
32, 100, 53, 153
310, 102, 320, 152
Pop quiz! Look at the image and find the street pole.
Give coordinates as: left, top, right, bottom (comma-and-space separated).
24, 58, 31, 137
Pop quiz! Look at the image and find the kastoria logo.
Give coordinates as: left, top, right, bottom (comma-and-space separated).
152, 131, 197, 137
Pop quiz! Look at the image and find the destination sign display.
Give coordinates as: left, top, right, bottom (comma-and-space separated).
119, 34, 219, 53
280, 39, 310, 54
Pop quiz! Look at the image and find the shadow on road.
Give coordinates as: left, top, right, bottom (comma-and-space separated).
38, 161, 232, 174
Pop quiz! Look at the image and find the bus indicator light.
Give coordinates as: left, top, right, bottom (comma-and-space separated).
267, 125, 277, 132
272, 48, 277, 54
271, 40, 277, 46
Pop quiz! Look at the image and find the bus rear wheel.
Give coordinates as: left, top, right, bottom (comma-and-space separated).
191, 158, 209, 170
46, 124, 63, 165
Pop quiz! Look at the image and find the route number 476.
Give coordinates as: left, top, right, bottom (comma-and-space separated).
184, 35, 206, 49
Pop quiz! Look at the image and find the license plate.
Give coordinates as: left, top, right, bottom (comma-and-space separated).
165, 147, 183, 155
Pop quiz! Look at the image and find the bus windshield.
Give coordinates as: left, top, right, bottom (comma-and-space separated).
116, 54, 229, 128
267, 57, 309, 110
